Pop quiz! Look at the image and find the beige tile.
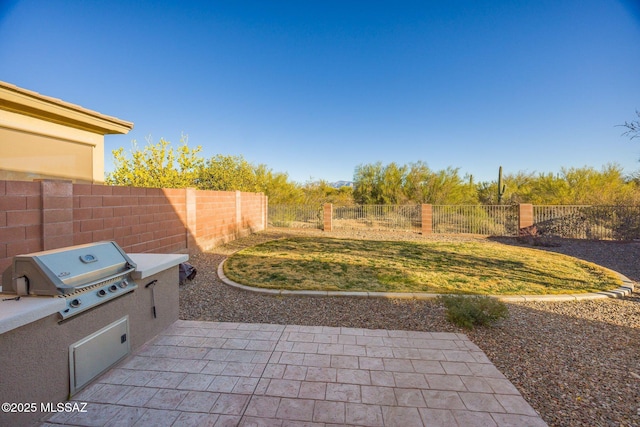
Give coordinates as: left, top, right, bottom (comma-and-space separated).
298, 381, 327, 399
411, 360, 445, 374
381, 406, 424, 427
494, 394, 539, 416
393, 372, 428, 388
490, 413, 549, 427
207, 375, 240, 393
383, 358, 415, 373
210, 393, 250, 415
279, 352, 305, 365
176, 390, 220, 412
176, 373, 215, 391
173, 412, 220, 427
451, 409, 498, 427
458, 392, 506, 413
132, 408, 180, 427
422, 390, 466, 410
302, 353, 331, 367
245, 395, 281, 418
266, 379, 302, 398
104, 406, 147, 427
441, 361, 473, 376
418, 408, 458, 427
66, 403, 121, 426
337, 368, 371, 385
117, 386, 158, 406
330, 355, 359, 369
370, 371, 396, 387
305, 367, 336, 383
275, 398, 315, 421
145, 389, 189, 410
345, 403, 384, 426
361, 385, 397, 405
313, 400, 345, 423
394, 388, 427, 407
283, 365, 308, 380
325, 383, 361, 402
425, 374, 466, 391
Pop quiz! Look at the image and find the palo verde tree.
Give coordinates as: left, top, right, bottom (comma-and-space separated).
106, 136, 304, 203
105, 134, 203, 188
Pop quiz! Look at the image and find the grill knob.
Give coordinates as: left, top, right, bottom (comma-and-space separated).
97, 289, 107, 297
109, 285, 118, 293
69, 299, 81, 308
119, 279, 128, 288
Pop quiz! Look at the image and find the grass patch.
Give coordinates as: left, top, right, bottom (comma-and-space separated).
223, 237, 622, 294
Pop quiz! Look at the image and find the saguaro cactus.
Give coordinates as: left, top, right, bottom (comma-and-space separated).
497, 166, 506, 204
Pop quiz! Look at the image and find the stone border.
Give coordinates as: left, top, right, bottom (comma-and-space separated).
218, 259, 635, 302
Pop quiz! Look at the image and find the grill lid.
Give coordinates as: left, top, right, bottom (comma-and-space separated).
9, 241, 136, 295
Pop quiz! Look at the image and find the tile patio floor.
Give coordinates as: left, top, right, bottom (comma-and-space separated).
42, 320, 547, 427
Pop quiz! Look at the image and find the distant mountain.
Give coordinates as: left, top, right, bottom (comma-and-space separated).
329, 180, 354, 188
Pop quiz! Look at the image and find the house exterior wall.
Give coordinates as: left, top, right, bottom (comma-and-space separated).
0, 80, 133, 184
0, 109, 102, 183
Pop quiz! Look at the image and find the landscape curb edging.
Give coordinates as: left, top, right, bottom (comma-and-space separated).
217, 259, 635, 302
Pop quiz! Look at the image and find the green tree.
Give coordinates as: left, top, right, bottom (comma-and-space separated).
254, 166, 304, 205
302, 180, 354, 206
106, 136, 304, 203
105, 134, 203, 188
353, 162, 385, 204
354, 161, 477, 205
197, 154, 258, 192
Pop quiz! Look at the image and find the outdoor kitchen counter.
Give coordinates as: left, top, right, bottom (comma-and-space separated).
0, 295, 66, 335
0, 253, 187, 335
129, 253, 189, 280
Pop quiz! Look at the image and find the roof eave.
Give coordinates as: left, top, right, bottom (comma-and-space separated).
0, 81, 134, 135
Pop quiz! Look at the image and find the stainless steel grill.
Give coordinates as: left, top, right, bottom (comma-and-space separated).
3, 241, 138, 319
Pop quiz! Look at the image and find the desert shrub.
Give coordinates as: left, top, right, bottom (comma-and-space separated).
438, 295, 509, 329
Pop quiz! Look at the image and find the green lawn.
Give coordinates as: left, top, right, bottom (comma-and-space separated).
223, 237, 622, 295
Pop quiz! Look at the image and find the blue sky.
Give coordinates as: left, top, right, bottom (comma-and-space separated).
1, 0, 639, 184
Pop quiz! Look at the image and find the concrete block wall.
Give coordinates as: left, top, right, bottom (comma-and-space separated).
195, 190, 238, 250
0, 180, 267, 274
240, 191, 267, 231
73, 184, 188, 254
0, 180, 43, 274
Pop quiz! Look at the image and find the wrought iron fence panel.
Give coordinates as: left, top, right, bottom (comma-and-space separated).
534, 205, 640, 240
432, 205, 519, 236
333, 205, 422, 232
268, 205, 323, 229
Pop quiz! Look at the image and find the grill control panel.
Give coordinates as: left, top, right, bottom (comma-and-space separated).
59, 277, 137, 320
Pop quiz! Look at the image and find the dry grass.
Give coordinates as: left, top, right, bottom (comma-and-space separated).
223, 236, 622, 294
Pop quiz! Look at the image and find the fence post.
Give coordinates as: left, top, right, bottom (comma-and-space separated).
518, 203, 534, 232
40, 179, 74, 250
323, 203, 333, 231
263, 194, 268, 231
421, 204, 433, 235
185, 188, 197, 250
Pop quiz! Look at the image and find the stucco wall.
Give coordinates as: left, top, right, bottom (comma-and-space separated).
0, 264, 179, 427
0, 109, 103, 183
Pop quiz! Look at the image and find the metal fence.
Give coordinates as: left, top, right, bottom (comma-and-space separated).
269, 204, 640, 240
268, 205, 323, 229
333, 205, 422, 232
433, 205, 519, 236
534, 205, 640, 240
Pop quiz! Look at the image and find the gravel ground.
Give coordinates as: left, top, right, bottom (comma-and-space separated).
179, 228, 640, 427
